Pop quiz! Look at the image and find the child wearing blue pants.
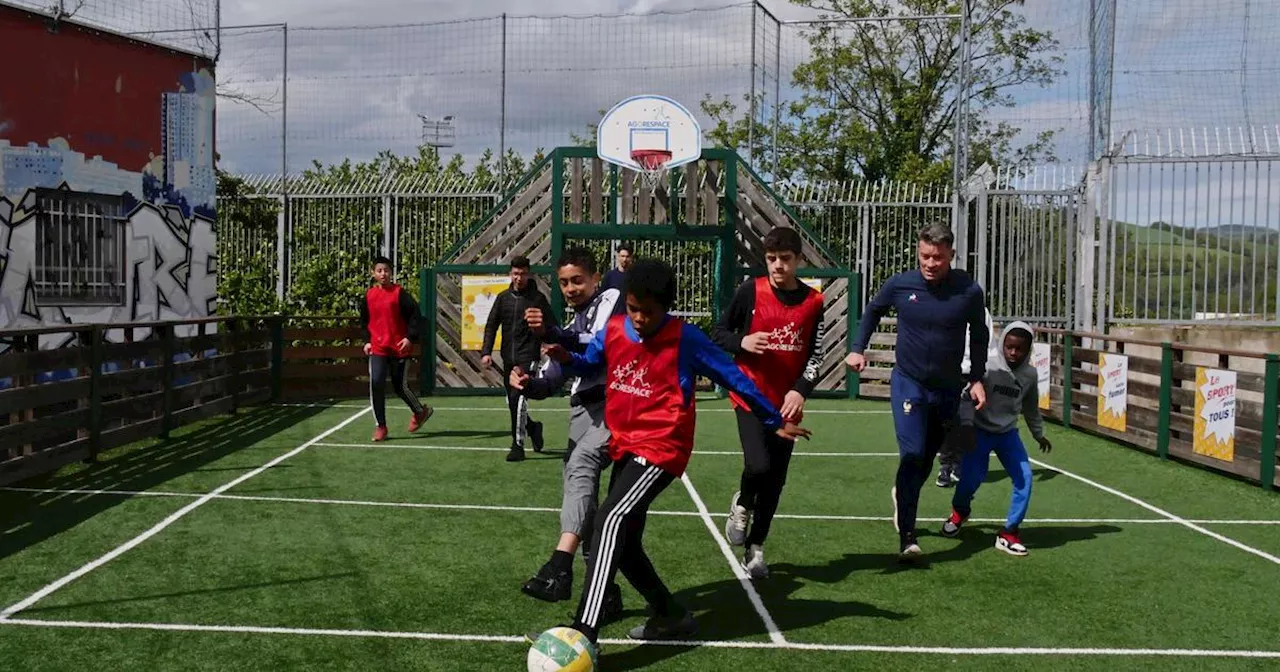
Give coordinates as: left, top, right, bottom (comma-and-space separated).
941, 321, 1052, 556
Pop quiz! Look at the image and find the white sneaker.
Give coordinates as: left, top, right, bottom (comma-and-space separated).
743, 544, 769, 579
995, 530, 1029, 557
725, 491, 750, 547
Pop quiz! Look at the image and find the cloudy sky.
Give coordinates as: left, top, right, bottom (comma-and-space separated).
31, 0, 1263, 228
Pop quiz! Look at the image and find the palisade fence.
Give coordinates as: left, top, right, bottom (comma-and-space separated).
217, 136, 1280, 334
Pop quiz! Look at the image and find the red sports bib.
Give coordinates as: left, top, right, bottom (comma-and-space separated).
729, 277, 824, 411
366, 284, 409, 357
604, 315, 697, 476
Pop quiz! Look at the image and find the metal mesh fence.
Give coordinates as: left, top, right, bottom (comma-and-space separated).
7, 0, 219, 57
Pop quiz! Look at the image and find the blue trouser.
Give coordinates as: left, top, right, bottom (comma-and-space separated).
952, 428, 1033, 531
890, 371, 961, 541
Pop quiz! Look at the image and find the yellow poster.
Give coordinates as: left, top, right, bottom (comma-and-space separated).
461, 275, 509, 351
1193, 368, 1236, 462
802, 277, 823, 292
1097, 353, 1128, 431
1032, 342, 1052, 410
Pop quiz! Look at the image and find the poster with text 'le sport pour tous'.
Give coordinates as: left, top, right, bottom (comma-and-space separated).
1194, 368, 1236, 463
1032, 343, 1051, 411
1098, 353, 1128, 432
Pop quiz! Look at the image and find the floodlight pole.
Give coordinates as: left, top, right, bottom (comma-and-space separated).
499, 13, 508, 190
950, 1, 972, 239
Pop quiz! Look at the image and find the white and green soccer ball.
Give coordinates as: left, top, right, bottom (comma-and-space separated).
527, 626, 597, 672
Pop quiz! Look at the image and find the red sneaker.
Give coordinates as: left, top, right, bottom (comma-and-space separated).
940, 509, 967, 538
372, 426, 388, 442
995, 529, 1028, 556
408, 407, 433, 433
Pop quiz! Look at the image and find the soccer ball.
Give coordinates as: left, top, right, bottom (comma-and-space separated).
527, 626, 597, 672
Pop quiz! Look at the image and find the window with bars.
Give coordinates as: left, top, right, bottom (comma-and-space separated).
34, 189, 128, 306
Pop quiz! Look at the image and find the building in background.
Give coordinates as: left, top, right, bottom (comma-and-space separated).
0, 2, 217, 343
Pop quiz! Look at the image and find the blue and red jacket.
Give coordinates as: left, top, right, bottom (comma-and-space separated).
566, 314, 783, 476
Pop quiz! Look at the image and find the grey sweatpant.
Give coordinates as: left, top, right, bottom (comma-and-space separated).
561, 400, 612, 562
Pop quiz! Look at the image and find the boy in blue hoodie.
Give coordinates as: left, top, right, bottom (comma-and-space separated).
940, 321, 1052, 556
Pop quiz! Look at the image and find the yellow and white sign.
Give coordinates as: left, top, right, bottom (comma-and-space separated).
1032, 342, 1052, 410
1193, 368, 1236, 462
1098, 353, 1128, 431
801, 277, 823, 292
461, 275, 509, 351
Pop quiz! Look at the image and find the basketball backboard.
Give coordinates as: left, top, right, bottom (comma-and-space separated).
597, 95, 701, 172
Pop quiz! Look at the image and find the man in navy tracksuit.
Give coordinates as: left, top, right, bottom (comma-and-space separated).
846, 223, 989, 560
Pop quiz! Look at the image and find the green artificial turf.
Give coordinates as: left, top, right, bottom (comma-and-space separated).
2, 397, 1279, 671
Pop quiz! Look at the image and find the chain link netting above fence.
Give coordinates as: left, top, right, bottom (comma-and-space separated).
7, 0, 219, 57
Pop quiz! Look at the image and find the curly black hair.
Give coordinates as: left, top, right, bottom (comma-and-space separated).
622, 258, 677, 309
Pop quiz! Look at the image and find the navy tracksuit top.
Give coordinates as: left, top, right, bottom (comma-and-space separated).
851, 269, 989, 391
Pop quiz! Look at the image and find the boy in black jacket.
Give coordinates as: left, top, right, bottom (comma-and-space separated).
481, 255, 557, 462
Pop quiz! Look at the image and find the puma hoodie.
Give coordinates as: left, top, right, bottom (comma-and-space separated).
974, 320, 1045, 440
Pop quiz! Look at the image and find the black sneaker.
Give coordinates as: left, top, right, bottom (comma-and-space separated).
506, 445, 526, 462
528, 421, 545, 453
602, 583, 624, 623
627, 610, 697, 641
935, 466, 955, 488
522, 561, 571, 602
899, 532, 923, 563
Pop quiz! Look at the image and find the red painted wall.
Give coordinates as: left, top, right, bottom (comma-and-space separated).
0, 4, 215, 172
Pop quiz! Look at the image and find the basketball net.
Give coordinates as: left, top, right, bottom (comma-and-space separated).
631, 149, 672, 194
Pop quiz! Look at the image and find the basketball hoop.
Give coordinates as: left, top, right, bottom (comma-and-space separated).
631, 148, 672, 193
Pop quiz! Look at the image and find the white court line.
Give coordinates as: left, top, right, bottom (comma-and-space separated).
10, 486, 1280, 526
0, 406, 373, 622
3, 618, 1279, 658
274, 402, 889, 415
311, 441, 899, 458
679, 472, 786, 645
1030, 458, 1280, 566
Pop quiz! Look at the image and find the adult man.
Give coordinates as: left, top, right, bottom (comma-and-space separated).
481, 256, 555, 462
601, 244, 633, 292
845, 223, 989, 560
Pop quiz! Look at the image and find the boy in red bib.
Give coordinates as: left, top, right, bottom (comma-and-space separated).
712, 227, 825, 579
536, 258, 810, 645
359, 256, 432, 442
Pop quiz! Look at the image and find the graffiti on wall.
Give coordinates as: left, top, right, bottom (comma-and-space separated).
0, 68, 217, 339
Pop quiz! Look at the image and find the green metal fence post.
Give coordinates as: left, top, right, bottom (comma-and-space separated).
270, 316, 284, 401
1261, 354, 1278, 490
551, 149, 566, 319
228, 318, 241, 415
1062, 330, 1074, 428
847, 271, 861, 399
161, 323, 175, 438
1157, 342, 1173, 460
88, 324, 104, 462
421, 267, 438, 396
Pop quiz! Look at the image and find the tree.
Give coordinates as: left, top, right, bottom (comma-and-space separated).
703, 0, 1062, 184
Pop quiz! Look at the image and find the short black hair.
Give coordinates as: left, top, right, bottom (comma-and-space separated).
623, 258, 677, 309
1006, 327, 1033, 344
510, 255, 531, 270
616, 244, 633, 255
763, 227, 803, 255
556, 246, 597, 275
372, 255, 393, 269
918, 222, 955, 248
